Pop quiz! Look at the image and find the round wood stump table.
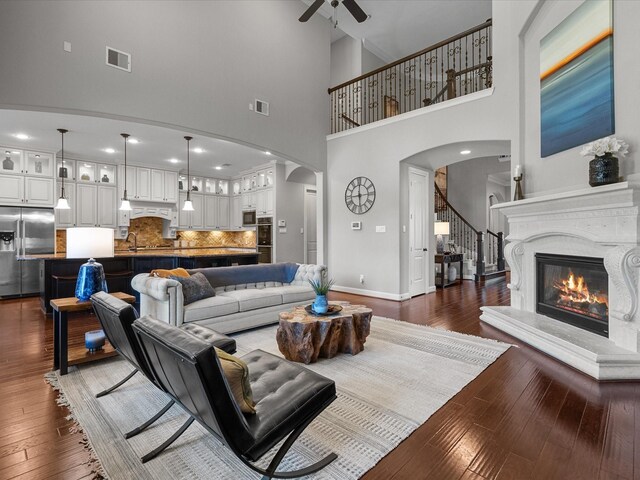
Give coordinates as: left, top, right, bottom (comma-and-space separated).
276, 303, 373, 364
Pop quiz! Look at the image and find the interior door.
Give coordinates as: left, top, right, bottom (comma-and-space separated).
304, 187, 317, 264
409, 169, 428, 297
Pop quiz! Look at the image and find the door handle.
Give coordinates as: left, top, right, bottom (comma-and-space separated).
423, 248, 428, 252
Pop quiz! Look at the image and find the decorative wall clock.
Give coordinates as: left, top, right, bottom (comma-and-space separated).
345, 176, 376, 214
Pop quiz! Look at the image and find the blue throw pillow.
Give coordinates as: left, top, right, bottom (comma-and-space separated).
170, 272, 216, 305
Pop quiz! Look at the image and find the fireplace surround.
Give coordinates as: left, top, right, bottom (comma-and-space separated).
481, 182, 640, 380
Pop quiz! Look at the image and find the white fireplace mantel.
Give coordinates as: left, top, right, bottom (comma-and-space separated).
481, 182, 640, 380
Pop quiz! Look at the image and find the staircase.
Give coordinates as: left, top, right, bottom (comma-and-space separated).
434, 183, 507, 283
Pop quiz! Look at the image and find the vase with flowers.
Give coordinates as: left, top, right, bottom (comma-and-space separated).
580, 136, 629, 187
308, 277, 334, 314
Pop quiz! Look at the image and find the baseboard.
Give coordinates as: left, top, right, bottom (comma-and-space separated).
331, 285, 411, 301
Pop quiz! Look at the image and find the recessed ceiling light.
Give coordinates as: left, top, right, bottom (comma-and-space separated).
103, 148, 116, 154
128, 138, 139, 144
11, 151, 20, 154
460, 150, 471, 155
168, 158, 180, 164
14, 133, 29, 140
214, 166, 222, 170
193, 147, 204, 154
265, 151, 272, 155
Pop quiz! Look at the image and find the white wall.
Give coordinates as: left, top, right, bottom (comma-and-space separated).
447, 156, 510, 231
0, 0, 330, 172
330, 35, 362, 87
518, 0, 640, 196
274, 164, 305, 263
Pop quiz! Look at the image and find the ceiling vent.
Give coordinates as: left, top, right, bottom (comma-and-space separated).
255, 99, 269, 116
106, 46, 131, 72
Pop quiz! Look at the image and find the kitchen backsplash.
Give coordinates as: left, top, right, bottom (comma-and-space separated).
55, 217, 256, 252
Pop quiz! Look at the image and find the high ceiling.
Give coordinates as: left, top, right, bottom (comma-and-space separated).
307, 0, 492, 62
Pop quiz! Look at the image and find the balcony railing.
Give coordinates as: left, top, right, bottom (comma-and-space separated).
328, 19, 492, 134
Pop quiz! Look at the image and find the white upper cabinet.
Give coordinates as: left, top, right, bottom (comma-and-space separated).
24, 177, 54, 206
164, 171, 178, 203
217, 195, 230, 229
135, 167, 151, 200
76, 184, 98, 227
1, 149, 23, 175
97, 185, 117, 228
0, 174, 24, 205
230, 195, 243, 229
24, 151, 53, 177
150, 169, 164, 202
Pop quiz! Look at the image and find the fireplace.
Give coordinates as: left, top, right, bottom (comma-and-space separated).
536, 253, 608, 337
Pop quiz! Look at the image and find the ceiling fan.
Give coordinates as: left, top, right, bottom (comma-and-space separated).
299, 0, 368, 26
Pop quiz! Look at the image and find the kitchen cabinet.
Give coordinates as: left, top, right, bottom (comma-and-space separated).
76, 183, 117, 228
24, 151, 53, 177
178, 192, 204, 229
55, 182, 76, 228
0, 174, 54, 206
57, 158, 75, 181
256, 167, 274, 189
151, 169, 178, 203
242, 191, 256, 210
97, 185, 117, 228
1, 148, 23, 175
205, 195, 230, 229
231, 178, 242, 196
255, 188, 274, 216
230, 195, 243, 229
119, 165, 151, 201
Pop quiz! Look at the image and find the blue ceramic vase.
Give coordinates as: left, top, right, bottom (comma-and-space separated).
313, 294, 329, 314
75, 258, 108, 301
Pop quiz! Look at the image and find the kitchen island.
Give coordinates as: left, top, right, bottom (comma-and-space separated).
23, 248, 259, 314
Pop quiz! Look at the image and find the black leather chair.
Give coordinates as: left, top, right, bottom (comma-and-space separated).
133, 315, 338, 479
90, 291, 237, 439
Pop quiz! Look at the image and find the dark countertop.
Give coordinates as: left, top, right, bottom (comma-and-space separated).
21, 247, 258, 260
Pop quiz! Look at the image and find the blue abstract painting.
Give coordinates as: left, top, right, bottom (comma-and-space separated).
540, 0, 614, 158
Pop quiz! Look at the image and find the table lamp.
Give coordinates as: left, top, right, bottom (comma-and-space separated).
434, 221, 450, 254
66, 227, 114, 302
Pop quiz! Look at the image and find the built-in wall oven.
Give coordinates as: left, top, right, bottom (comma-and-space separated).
257, 217, 272, 264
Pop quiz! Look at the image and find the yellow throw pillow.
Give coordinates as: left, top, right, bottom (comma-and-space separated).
150, 267, 190, 278
215, 347, 256, 414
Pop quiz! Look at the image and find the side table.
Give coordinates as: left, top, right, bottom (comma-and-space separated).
435, 253, 464, 288
51, 292, 135, 375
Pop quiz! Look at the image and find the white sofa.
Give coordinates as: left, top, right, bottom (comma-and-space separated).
131, 263, 325, 334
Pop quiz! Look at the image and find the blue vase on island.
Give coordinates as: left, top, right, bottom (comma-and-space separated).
313, 294, 329, 314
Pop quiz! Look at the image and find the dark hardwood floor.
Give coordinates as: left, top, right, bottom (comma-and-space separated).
0, 279, 638, 479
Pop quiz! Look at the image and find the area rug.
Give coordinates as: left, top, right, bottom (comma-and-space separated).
46, 316, 510, 479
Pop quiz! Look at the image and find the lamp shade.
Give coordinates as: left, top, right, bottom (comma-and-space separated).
66, 227, 114, 259
434, 221, 450, 235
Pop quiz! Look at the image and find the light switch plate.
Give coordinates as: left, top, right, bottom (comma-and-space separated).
63, 41, 71, 52
376, 225, 386, 233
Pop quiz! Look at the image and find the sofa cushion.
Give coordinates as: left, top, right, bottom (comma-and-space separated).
189, 263, 299, 289
183, 295, 239, 323
217, 288, 283, 312
268, 285, 315, 304
170, 272, 216, 305
215, 347, 256, 414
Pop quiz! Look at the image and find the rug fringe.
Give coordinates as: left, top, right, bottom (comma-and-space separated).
45, 371, 108, 480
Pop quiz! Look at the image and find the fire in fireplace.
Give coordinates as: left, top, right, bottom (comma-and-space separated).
536, 253, 608, 337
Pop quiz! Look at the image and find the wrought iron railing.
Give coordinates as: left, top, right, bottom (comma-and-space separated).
328, 19, 492, 134
435, 183, 504, 281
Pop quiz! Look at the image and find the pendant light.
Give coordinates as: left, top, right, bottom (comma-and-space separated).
182, 135, 194, 211
54, 129, 70, 210
119, 133, 132, 211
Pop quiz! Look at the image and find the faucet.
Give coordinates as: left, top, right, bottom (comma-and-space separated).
126, 232, 138, 252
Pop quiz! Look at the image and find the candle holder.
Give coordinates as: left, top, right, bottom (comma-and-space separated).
85, 330, 106, 353
514, 175, 524, 201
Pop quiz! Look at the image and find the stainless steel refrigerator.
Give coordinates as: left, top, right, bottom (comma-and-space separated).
0, 207, 55, 297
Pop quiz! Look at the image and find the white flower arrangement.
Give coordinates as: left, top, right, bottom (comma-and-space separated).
580, 136, 629, 158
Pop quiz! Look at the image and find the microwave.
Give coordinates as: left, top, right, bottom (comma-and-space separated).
242, 210, 256, 226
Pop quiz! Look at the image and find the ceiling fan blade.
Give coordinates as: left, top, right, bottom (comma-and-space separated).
299, 0, 325, 22
342, 0, 368, 23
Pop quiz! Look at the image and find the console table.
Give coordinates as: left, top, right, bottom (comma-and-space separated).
435, 253, 464, 288
51, 292, 135, 375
